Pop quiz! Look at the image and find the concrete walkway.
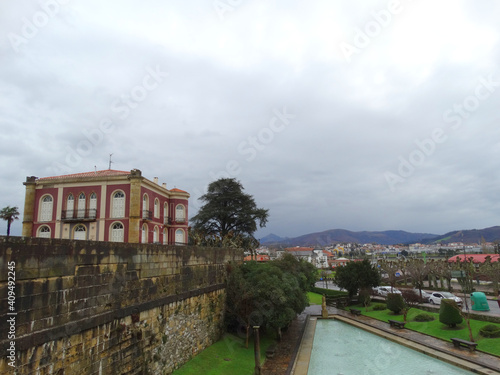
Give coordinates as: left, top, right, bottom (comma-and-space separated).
289, 305, 500, 375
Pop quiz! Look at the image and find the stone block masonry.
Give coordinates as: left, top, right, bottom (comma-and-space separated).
0, 236, 242, 374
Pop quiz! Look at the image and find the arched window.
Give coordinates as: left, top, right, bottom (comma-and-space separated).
112, 191, 125, 218
175, 204, 185, 223
153, 226, 159, 243
110, 222, 124, 242
67, 194, 74, 219
37, 225, 51, 238
40, 195, 53, 221
175, 229, 185, 244
154, 198, 159, 218
142, 223, 148, 243
163, 228, 168, 244
77, 193, 85, 218
89, 192, 97, 218
73, 224, 86, 240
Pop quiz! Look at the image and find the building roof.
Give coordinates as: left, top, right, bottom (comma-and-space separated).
38, 169, 130, 181
244, 255, 270, 262
285, 247, 314, 252
447, 254, 499, 263
170, 188, 188, 194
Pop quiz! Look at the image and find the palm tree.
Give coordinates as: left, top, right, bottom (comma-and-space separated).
0, 206, 20, 237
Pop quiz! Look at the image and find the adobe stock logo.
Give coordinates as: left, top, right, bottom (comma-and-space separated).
339, 0, 412, 63
384, 74, 500, 192
8, 0, 71, 53
189, 107, 294, 211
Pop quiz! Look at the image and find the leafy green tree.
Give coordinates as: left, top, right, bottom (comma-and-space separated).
273, 252, 317, 292
225, 256, 311, 342
0, 206, 20, 237
190, 178, 268, 253
225, 262, 258, 348
439, 299, 463, 328
386, 293, 405, 314
334, 259, 381, 299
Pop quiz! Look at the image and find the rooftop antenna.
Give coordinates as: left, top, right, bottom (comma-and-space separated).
108, 153, 113, 170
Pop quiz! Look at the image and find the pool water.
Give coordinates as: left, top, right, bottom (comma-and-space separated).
308, 319, 475, 375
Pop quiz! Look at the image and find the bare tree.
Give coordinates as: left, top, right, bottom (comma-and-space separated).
378, 259, 400, 292
405, 259, 430, 293
400, 289, 421, 323
478, 256, 500, 296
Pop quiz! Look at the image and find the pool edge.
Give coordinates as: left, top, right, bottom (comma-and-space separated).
291, 314, 500, 375
289, 316, 317, 375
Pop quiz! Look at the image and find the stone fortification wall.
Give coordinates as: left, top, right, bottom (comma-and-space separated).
0, 236, 242, 374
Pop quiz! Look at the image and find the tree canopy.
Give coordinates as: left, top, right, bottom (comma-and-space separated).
190, 178, 268, 249
334, 259, 380, 298
225, 255, 316, 343
0, 206, 20, 237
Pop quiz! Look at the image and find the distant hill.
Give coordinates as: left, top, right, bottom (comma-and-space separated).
259, 233, 285, 244
421, 226, 500, 244
260, 228, 438, 246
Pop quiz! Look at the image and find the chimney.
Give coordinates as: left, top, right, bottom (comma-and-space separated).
154, 177, 159, 184
162, 183, 167, 188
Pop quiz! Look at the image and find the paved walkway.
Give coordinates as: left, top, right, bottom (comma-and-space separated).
262, 304, 500, 375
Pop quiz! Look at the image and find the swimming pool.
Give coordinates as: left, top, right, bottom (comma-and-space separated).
307, 319, 475, 375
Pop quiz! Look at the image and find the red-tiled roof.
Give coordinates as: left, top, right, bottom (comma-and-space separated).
39, 169, 130, 181
285, 247, 314, 252
170, 188, 188, 193
244, 255, 270, 262
447, 254, 499, 263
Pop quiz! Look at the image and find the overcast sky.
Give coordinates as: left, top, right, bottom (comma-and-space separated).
2, 0, 500, 239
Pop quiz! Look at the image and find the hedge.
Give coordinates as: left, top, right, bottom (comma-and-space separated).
311, 287, 349, 297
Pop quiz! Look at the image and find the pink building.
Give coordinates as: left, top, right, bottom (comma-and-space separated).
22, 169, 189, 244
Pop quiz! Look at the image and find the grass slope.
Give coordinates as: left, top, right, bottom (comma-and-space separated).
173, 333, 274, 375
307, 292, 323, 305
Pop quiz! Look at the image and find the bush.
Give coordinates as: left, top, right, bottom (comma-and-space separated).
439, 299, 463, 328
479, 324, 500, 338
372, 303, 387, 311
386, 293, 404, 314
414, 313, 435, 322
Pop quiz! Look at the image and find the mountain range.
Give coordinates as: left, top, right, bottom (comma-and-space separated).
259, 226, 500, 246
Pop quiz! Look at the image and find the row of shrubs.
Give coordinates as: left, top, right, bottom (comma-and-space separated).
310, 287, 348, 297
369, 295, 500, 338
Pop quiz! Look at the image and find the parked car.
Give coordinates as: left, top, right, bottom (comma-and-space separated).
376, 286, 402, 297
429, 292, 462, 306
411, 289, 432, 303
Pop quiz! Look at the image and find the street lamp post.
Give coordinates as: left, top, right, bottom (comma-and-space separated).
253, 326, 261, 375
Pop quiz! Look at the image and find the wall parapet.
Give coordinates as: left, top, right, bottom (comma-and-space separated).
0, 236, 243, 374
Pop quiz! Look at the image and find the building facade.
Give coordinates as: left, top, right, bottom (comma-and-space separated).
22, 169, 189, 244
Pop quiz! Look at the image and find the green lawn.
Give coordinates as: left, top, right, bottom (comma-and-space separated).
172, 333, 274, 375
354, 305, 500, 356
308, 292, 323, 305
173, 291, 325, 374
